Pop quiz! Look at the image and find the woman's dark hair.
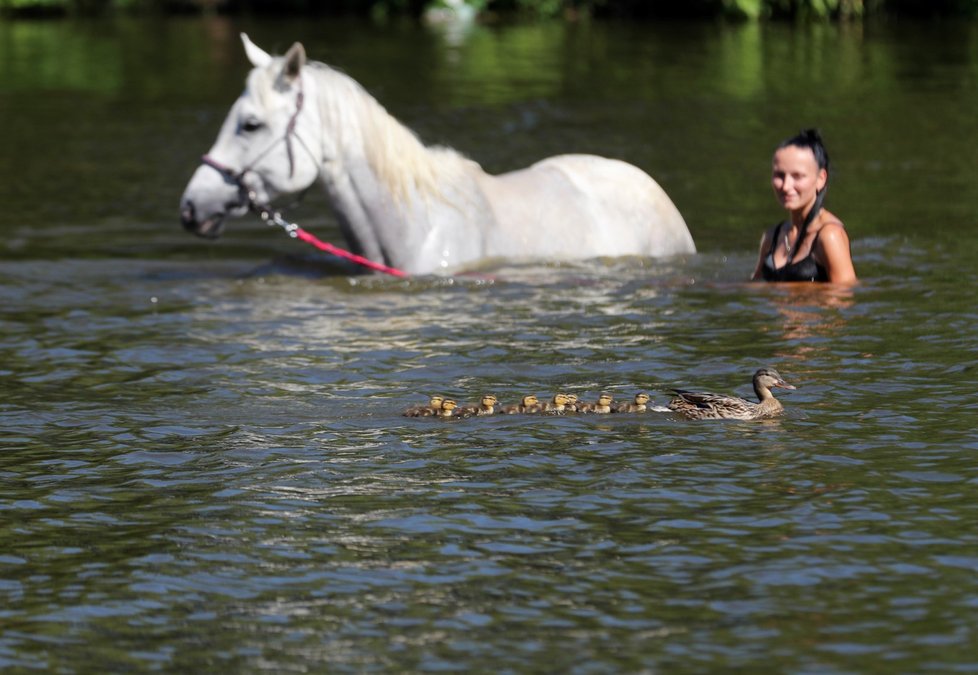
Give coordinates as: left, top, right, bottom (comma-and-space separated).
778, 128, 830, 173
778, 128, 830, 228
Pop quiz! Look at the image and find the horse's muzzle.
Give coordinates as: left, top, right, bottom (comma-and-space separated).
180, 200, 225, 239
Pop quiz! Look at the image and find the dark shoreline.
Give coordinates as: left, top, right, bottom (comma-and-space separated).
2, 0, 976, 21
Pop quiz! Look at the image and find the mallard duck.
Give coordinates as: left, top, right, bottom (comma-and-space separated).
578, 393, 614, 414
458, 394, 498, 417
667, 368, 796, 420
502, 395, 539, 414
403, 395, 444, 417
435, 398, 459, 418
615, 393, 651, 413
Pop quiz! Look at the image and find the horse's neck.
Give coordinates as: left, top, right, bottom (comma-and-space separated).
312, 72, 487, 272
319, 154, 395, 264
318, 138, 435, 271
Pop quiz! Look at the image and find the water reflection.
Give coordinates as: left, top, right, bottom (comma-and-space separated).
762, 283, 854, 348
422, 0, 479, 52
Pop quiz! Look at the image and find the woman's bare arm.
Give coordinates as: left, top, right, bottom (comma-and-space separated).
816, 222, 857, 285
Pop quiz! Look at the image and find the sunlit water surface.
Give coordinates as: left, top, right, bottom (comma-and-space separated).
1, 14, 977, 673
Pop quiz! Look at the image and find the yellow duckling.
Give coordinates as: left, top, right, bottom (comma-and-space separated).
615, 393, 651, 413
403, 395, 444, 417
667, 368, 796, 420
502, 395, 539, 415
435, 398, 459, 419
578, 393, 614, 414
541, 393, 572, 413
457, 394, 498, 417
562, 393, 580, 413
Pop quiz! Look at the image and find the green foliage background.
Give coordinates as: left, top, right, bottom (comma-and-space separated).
1, 0, 976, 18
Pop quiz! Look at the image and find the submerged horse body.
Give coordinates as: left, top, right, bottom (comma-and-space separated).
180, 35, 696, 274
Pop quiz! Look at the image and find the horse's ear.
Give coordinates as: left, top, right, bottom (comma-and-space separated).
283, 42, 306, 82
241, 33, 272, 68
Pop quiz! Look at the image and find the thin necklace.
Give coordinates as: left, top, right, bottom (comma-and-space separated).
788, 199, 822, 263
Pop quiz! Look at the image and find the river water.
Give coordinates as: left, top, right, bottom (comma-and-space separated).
2, 14, 977, 673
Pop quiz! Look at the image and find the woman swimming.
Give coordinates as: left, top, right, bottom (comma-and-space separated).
751, 129, 857, 285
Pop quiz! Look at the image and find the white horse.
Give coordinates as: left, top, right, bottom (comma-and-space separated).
179, 34, 696, 275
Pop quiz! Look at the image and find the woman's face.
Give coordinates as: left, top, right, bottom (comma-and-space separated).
771, 145, 827, 212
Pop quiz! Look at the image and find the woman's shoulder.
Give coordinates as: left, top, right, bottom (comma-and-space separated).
814, 215, 848, 241
812, 211, 847, 239
812, 213, 854, 273
814, 208, 844, 229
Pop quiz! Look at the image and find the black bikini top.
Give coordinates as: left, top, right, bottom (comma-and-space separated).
761, 221, 828, 282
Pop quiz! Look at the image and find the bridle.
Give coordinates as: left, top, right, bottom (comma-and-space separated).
196, 75, 408, 278
200, 73, 315, 209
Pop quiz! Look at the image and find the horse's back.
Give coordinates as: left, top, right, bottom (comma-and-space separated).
480, 154, 695, 260
533, 154, 694, 255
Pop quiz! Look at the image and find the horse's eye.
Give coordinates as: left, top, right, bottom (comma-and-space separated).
240, 118, 263, 133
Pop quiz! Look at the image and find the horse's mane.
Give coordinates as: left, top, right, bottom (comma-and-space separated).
264, 60, 477, 204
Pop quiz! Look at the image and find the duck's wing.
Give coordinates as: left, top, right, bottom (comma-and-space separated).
669, 389, 719, 407
668, 390, 754, 419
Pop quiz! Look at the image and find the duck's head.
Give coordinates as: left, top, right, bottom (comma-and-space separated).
754, 368, 796, 391
481, 394, 498, 406
597, 393, 614, 405
441, 399, 458, 411
564, 394, 579, 405
634, 393, 651, 404
522, 395, 539, 406
553, 393, 571, 405
429, 395, 445, 407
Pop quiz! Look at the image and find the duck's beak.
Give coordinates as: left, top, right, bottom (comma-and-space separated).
776, 379, 796, 390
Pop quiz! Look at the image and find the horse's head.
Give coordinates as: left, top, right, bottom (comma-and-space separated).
180, 34, 325, 239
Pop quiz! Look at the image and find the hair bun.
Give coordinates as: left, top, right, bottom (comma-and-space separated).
801, 128, 823, 144
777, 128, 830, 172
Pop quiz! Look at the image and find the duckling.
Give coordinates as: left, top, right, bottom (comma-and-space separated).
667, 367, 796, 420
540, 393, 572, 413
523, 394, 569, 414
502, 395, 539, 415
578, 393, 614, 414
403, 395, 444, 417
457, 394, 498, 417
615, 392, 651, 413
562, 393, 580, 413
435, 398, 460, 419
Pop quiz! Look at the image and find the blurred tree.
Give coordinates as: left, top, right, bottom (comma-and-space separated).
1, 0, 975, 18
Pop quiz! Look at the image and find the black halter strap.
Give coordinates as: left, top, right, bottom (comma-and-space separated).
201, 73, 311, 190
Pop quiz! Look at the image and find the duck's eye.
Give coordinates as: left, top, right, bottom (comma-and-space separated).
240, 118, 263, 133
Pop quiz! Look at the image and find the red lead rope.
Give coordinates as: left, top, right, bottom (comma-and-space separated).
255, 204, 408, 278
292, 226, 408, 277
